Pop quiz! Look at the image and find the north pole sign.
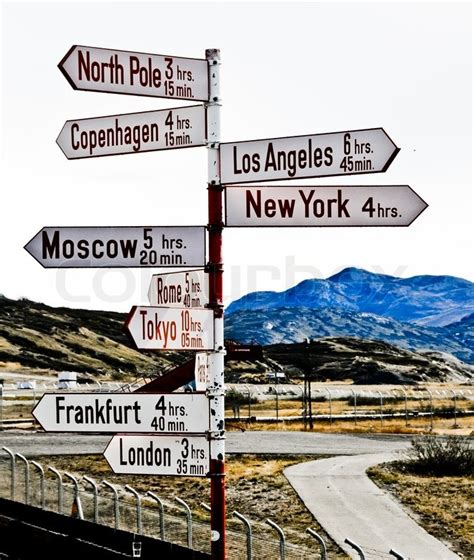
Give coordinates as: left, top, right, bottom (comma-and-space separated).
59, 45, 209, 101
220, 128, 399, 184
56, 105, 206, 159
24, 226, 206, 268
225, 185, 428, 227
32, 393, 209, 433
148, 269, 208, 308
125, 306, 214, 350
104, 434, 210, 476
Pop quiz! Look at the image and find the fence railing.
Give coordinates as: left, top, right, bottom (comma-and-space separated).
0, 452, 319, 559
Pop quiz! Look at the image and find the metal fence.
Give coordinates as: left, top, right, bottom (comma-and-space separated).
0, 453, 321, 559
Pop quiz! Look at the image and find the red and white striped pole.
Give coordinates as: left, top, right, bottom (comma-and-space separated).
206, 48, 226, 560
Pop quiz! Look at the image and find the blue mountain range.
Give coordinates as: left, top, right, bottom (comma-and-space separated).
225, 268, 474, 363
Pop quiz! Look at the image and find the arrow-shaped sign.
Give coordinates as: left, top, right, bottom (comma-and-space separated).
125, 306, 214, 351
104, 435, 210, 476
148, 269, 208, 308
24, 226, 206, 268
56, 105, 206, 159
220, 128, 399, 184
32, 393, 209, 433
59, 45, 209, 101
225, 185, 427, 227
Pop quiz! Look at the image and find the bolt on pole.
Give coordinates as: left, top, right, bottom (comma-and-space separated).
206, 47, 226, 560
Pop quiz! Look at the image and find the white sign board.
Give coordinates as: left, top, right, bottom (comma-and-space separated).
125, 306, 214, 350
220, 128, 399, 184
56, 105, 206, 159
225, 186, 428, 227
24, 226, 206, 268
104, 435, 210, 476
32, 393, 209, 433
59, 45, 209, 101
194, 352, 210, 391
148, 269, 208, 308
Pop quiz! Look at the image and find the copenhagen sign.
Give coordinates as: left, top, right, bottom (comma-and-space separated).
32, 393, 209, 433
104, 434, 210, 476
125, 306, 214, 350
59, 45, 209, 101
225, 185, 428, 227
56, 105, 206, 159
220, 128, 399, 184
24, 226, 206, 268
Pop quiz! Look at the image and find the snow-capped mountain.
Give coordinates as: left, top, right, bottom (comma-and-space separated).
225, 268, 474, 363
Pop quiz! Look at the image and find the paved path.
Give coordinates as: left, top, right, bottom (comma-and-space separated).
285, 453, 460, 560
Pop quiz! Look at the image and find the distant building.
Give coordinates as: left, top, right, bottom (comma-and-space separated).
57, 371, 77, 389
266, 372, 286, 381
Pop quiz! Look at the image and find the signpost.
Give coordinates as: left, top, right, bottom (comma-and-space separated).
24, 226, 206, 268
194, 352, 211, 391
104, 434, 210, 476
220, 128, 399, 184
148, 269, 208, 308
29, 44, 428, 560
56, 105, 206, 159
225, 185, 428, 227
125, 306, 214, 350
32, 393, 209, 433
59, 45, 209, 101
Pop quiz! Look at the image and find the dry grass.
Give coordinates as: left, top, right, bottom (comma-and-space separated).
368, 463, 473, 559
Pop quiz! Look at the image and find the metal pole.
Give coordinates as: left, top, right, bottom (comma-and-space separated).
399, 387, 408, 427
147, 491, 165, 540
451, 390, 458, 427
234, 511, 252, 560
344, 538, 366, 560
306, 528, 327, 560
308, 376, 313, 430
2, 447, 15, 500
15, 453, 30, 505
206, 47, 226, 560
83, 475, 99, 523
175, 496, 193, 549
65, 472, 84, 519
275, 374, 279, 422
266, 519, 285, 560
351, 389, 358, 425
102, 480, 120, 530
48, 466, 63, 514
31, 461, 45, 509
426, 389, 434, 430
245, 385, 252, 421
389, 549, 407, 560
0, 383, 3, 431
325, 388, 332, 424
125, 485, 143, 535
377, 391, 383, 426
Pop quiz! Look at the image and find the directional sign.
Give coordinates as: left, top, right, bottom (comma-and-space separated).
59, 45, 209, 101
148, 269, 208, 308
24, 226, 206, 268
56, 105, 206, 160
32, 393, 209, 433
194, 352, 210, 391
220, 128, 399, 184
225, 185, 428, 227
104, 434, 210, 476
125, 306, 214, 351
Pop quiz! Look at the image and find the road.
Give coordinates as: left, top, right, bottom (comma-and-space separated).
285, 454, 460, 560
0, 430, 412, 458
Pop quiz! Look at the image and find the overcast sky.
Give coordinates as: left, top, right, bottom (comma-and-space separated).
1, 0, 472, 312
